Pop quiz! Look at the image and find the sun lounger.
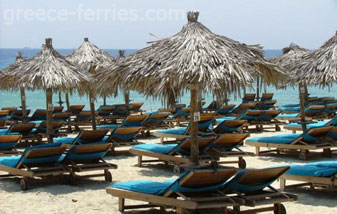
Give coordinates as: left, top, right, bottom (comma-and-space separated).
54, 129, 110, 147
245, 126, 337, 160
242, 110, 283, 131
284, 115, 337, 132
153, 113, 215, 143
242, 93, 256, 103
52, 112, 72, 122
223, 166, 297, 213
29, 109, 47, 121
142, 112, 170, 132
205, 134, 250, 168
68, 105, 85, 115
97, 114, 148, 130
129, 137, 216, 172
107, 127, 142, 154
260, 93, 274, 101
97, 105, 115, 116
1, 107, 17, 115
0, 143, 67, 190
129, 102, 144, 114
60, 143, 117, 184
0, 135, 22, 155
10, 109, 31, 121
278, 105, 327, 119
217, 104, 236, 115
53, 106, 64, 113
106, 169, 239, 214
231, 103, 257, 115
213, 119, 246, 133
279, 161, 337, 190
0, 110, 10, 127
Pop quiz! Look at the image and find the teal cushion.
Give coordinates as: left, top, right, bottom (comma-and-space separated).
132, 144, 177, 154
97, 124, 119, 129
155, 127, 187, 135
216, 117, 237, 123
287, 164, 337, 177
0, 156, 20, 168
277, 113, 299, 118
307, 161, 337, 169
54, 137, 75, 144
285, 121, 328, 128
246, 133, 301, 144
111, 180, 175, 195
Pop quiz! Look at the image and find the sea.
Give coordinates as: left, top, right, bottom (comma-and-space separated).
0, 48, 335, 112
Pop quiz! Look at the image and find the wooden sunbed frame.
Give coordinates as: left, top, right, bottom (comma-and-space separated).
62, 143, 118, 184
69, 105, 85, 115
216, 104, 236, 115
245, 127, 337, 160
142, 112, 171, 131
280, 172, 337, 190
231, 103, 257, 115
106, 169, 239, 214
0, 146, 67, 190
205, 134, 252, 169
129, 137, 217, 170
0, 135, 22, 156
261, 93, 273, 100
225, 167, 297, 214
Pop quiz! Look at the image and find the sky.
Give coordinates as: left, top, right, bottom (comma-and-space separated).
0, 0, 336, 50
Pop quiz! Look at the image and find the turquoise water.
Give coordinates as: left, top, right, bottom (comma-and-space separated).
0, 48, 335, 111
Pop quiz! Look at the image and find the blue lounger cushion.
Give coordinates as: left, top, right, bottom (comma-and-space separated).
279, 107, 300, 112
215, 117, 237, 124
112, 180, 175, 195
155, 127, 187, 135
0, 129, 21, 135
54, 136, 109, 144
246, 133, 301, 144
132, 144, 178, 154
285, 121, 329, 128
0, 143, 63, 168
287, 164, 337, 177
277, 113, 299, 118
307, 161, 337, 168
97, 124, 120, 129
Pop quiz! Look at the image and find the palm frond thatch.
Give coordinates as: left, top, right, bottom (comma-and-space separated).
270, 43, 310, 70
0, 39, 90, 90
290, 31, 337, 85
66, 38, 115, 71
0, 52, 27, 90
95, 12, 285, 101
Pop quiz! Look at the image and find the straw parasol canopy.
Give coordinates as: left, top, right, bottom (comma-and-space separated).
0, 38, 90, 142
270, 43, 310, 71
66, 38, 115, 129
0, 52, 30, 122
95, 11, 285, 166
290, 31, 337, 86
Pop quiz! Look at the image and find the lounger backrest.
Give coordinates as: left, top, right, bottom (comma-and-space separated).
263, 110, 282, 117
0, 135, 21, 150
39, 121, 64, 130
53, 106, 64, 113
261, 93, 273, 100
76, 111, 94, 122
113, 127, 142, 135
223, 120, 246, 127
179, 169, 237, 188
129, 103, 144, 110
10, 123, 35, 134
125, 114, 148, 123
243, 94, 256, 101
307, 105, 325, 111
0, 110, 9, 117
62, 143, 112, 162
179, 137, 215, 151
212, 134, 249, 147
53, 112, 72, 121
16, 145, 66, 168
200, 113, 216, 121
99, 105, 116, 111
244, 110, 263, 116
77, 129, 109, 143
30, 109, 47, 120
1, 107, 17, 114
219, 104, 236, 110
12, 109, 31, 117
149, 112, 170, 120
307, 127, 332, 137
70, 105, 85, 112
235, 167, 290, 186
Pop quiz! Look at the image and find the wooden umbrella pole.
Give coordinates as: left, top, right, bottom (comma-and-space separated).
46, 88, 54, 143
89, 90, 97, 130
198, 85, 203, 112
256, 76, 260, 101
103, 95, 107, 105
58, 92, 63, 107
224, 92, 228, 105
20, 87, 27, 123
299, 82, 307, 131
189, 83, 199, 166
303, 81, 309, 99
65, 92, 70, 111
124, 89, 130, 115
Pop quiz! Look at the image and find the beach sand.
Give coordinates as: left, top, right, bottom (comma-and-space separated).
1, 127, 337, 214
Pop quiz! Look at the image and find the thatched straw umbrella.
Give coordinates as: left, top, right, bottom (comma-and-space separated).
270, 43, 310, 129
0, 52, 30, 122
289, 31, 337, 130
1, 38, 89, 142
95, 12, 285, 166
66, 38, 115, 130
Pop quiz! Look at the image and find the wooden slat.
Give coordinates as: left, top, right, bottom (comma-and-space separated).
129, 149, 190, 164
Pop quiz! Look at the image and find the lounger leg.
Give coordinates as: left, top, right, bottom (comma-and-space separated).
137, 155, 142, 167
118, 198, 125, 212
176, 207, 184, 214
280, 178, 286, 190
221, 206, 228, 214
322, 148, 332, 158
255, 146, 260, 156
